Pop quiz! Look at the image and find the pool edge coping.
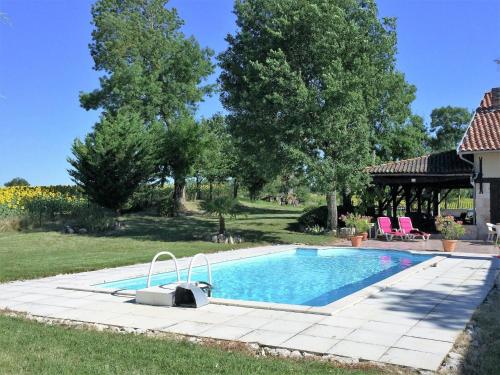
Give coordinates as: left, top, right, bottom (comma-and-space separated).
57, 245, 448, 316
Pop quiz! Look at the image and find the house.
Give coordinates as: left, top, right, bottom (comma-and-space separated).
366, 87, 500, 240
458, 87, 500, 239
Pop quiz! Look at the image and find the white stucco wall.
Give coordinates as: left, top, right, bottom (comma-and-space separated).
474, 151, 500, 178
475, 182, 490, 240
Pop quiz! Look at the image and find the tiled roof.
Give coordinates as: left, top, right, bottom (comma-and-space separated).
459, 91, 500, 152
366, 150, 472, 175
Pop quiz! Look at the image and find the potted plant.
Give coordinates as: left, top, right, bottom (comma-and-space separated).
341, 213, 372, 247
357, 216, 372, 240
435, 216, 465, 252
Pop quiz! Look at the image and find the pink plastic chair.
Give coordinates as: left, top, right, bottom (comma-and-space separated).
398, 217, 430, 240
377, 216, 407, 241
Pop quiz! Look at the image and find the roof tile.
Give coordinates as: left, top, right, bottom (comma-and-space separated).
459, 91, 500, 152
366, 150, 472, 175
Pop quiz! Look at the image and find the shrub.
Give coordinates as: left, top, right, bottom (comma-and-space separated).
435, 215, 465, 240
340, 213, 372, 234
66, 202, 115, 232
298, 205, 328, 229
127, 185, 172, 212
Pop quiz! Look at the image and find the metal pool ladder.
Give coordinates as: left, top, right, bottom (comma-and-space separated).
146, 251, 181, 288
187, 253, 212, 295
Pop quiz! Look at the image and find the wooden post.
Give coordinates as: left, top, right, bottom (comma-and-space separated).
426, 190, 432, 216
404, 186, 411, 215
392, 186, 398, 218
433, 189, 440, 217
416, 187, 422, 214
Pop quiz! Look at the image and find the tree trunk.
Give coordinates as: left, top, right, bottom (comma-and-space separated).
326, 191, 338, 231
195, 173, 201, 200
219, 214, 225, 234
209, 181, 213, 201
173, 177, 187, 213
342, 190, 354, 212
233, 179, 239, 199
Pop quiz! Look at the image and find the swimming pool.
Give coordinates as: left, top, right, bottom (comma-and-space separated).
98, 248, 432, 307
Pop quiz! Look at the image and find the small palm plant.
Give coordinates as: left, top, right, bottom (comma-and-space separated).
201, 196, 239, 234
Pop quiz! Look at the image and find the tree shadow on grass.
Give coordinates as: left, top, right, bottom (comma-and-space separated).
20, 203, 302, 244
85, 214, 285, 243
235, 204, 301, 216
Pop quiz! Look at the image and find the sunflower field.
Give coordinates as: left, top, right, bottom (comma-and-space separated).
0, 186, 113, 231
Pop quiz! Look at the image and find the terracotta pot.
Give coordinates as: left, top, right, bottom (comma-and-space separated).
442, 239, 458, 252
361, 232, 368, 241
350, 235, 363, 247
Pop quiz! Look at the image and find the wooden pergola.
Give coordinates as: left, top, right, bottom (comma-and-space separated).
366, 150, 474, 219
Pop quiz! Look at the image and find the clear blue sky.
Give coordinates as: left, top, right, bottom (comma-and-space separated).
0, 0, 499, 185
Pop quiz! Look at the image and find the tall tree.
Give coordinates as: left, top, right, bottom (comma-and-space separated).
197, 114, 237, 200
68, 111, 155, 212
220, 0, 412, 229
376, 114, 430, 161
80, 0, 214, 211
161, 116, 207, 211
429, 106, 472, 152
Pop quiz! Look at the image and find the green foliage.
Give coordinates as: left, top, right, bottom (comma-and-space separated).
197, 114, 237, 185
200, 196, 239, 234
80, 0, 214, 122
127, 185, 172, 212
429, 106, 472, 151
4, 177, 29, 187
23, 195, 73, 226
374, 115, 430, 161
80, 0, 215, 214
219, 0, 412, 228
161, 116, 206, 186
68, 111, 155, 211
66, 202, 115, 232
298, 206, 328, 230
435, 215, 465, 240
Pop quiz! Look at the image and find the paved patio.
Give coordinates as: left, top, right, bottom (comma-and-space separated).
337, 238, 500, 255
1, 245, 498, 372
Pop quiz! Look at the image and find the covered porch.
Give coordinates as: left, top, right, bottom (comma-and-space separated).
366, 150, 475, 235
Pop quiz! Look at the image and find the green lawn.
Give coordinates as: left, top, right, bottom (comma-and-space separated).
0, 314, 381, 375
0, 199, 336, 282
460, 289, 500, 374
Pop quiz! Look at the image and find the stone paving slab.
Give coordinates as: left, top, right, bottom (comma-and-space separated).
1, 244, 498, 372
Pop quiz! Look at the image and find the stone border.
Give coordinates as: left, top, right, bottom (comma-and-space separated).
0, 309, 414, 374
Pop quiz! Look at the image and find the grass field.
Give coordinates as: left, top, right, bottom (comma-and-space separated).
0, 199, 337, 282
0, 314, 380, 375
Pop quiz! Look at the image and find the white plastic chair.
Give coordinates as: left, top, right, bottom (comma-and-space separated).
486, 223, 497, 243
496, 225, 500, 245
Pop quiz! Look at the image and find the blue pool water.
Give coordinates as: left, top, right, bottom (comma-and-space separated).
98, 248, 432, 306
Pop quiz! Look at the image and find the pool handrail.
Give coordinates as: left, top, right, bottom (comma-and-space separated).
187, 253, 212, 286
146, 251, 181, 288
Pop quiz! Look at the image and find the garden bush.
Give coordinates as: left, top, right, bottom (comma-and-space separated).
126, 185, 172, 212
297, 205, 348, 232
66, 202, 115, 232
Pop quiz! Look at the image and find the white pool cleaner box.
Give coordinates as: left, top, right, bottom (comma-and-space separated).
135, 284, 177, 306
